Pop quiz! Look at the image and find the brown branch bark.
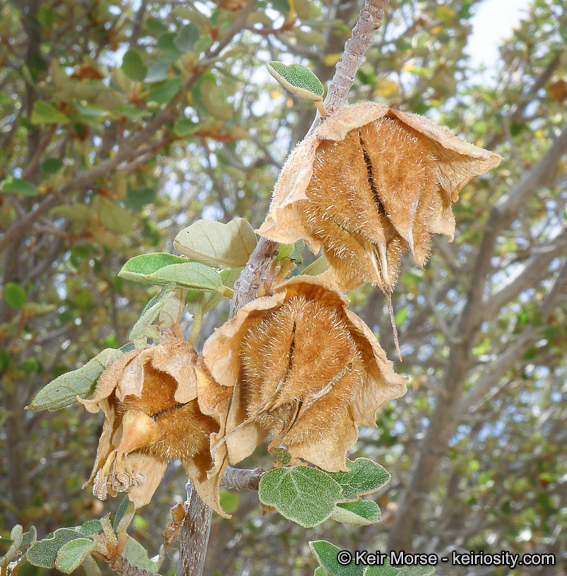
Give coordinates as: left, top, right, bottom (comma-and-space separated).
110, 555, 161, 576
221, 466, 265, 491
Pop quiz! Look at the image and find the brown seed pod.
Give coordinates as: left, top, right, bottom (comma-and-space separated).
201, 276, 408, 472
257, 102, 503, 292
80, 336, 228, 516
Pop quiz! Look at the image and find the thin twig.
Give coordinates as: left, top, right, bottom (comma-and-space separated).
221, 466, 265, 491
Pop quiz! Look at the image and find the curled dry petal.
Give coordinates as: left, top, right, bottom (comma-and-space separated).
201, 276, 407, 472
80, 337, 227, 516
257, 102, 503, 291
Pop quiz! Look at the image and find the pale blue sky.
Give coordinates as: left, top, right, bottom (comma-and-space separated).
466, 0, 532, 69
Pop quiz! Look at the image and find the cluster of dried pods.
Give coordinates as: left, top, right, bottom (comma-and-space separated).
84, 103, 502, 516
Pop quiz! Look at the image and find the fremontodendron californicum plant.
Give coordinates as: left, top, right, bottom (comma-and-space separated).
10, 3, 503, 576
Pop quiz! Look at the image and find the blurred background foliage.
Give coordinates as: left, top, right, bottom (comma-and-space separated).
0, 0, 566, 575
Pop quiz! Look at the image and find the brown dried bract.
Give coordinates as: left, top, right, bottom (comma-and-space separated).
80, 336, 227, 516
257, 102, 503, 292
201, 276, 408, 472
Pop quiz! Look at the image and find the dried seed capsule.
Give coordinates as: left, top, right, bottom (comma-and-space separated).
258, 102, 503, 292
80, 337, 227, 516
202, 276, 408, 472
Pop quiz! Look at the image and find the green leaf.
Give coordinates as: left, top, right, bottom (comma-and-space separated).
121, 536, 159, 573
310, 540, 364, 576
74, 102, 109, 126
270, 0, 291, 14
99, 202, 137, 234
186, 267, 241, 316
302, 255, 328, 276
129, 284, 176, 341
27, 529, 89, 569
4, 282, 27, 309
125, 185, 157, 210
173, 218, 257, 268
0, 350, 11, 371
120, 254, 224, 292
51, 205, 91, 228
0, 525, 23, 566
395, 307, 408, 325
259, 467, 343, 527
364, 563, 436, 576
331, 500, 381, 526
55, 539, 96, 574
150, 262, 223, 291
146, 18, 168, 33
148, 77, 182, 104
82, 555, 102, 576
114, 498, 136, 534
0, 177, 39, 196
219, 491, 240, 515
41, 158, 64, 174
173, 118, 201, 137
272, 447, 292, 466
10, 525, 24, 549
112, 105, 150, 121
191, 72, 233, 120
174, 23, 200, 52
119, 253, 187, 279
145, 61, 170, 84
267, 61, 324, 101
121, 50, 147, 82
75, 521, 103, 538
329, 458, 391, 502
31, 100, 70, 125
114, 497, 133, 531
26, 348, 123, 411
315, 568, 327, 576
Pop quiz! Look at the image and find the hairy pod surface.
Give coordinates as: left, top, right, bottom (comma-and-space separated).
202, 276, 408, 472
80, 337, 227, 516
258, 102, 503, 292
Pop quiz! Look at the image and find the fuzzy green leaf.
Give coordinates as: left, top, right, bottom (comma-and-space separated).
330, 459, 391, 502
331, 500, 381, 526
122, 536, 159, 573
121, 50, 147, 82
41, 158, 64, 174
267, 61, 324, 101
74, 521, 103, 538
118, 253, 187, 283
173, 218, 257, 268
129, 285, 176, 341
31, 101, 70, 125
114, 499, 136, 534
27, 530, 88, 569
143, 262, 223, 291
55, 539, 96, 574
4, 282, 27, 309
174, 23, 200, 52
26, 348, 123, 411
302, 255, 328, 276
310, 540, 364, 576
0, 177, 40, 196
259, 467, 342, 527
186, 267, 240, 316
148, 77, 182, 104
364, 563, 436, 576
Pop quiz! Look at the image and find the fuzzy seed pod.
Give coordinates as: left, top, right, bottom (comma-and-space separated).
257, 102, 503, 292
80, 336, 228, 516
201, 276, 408, 472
